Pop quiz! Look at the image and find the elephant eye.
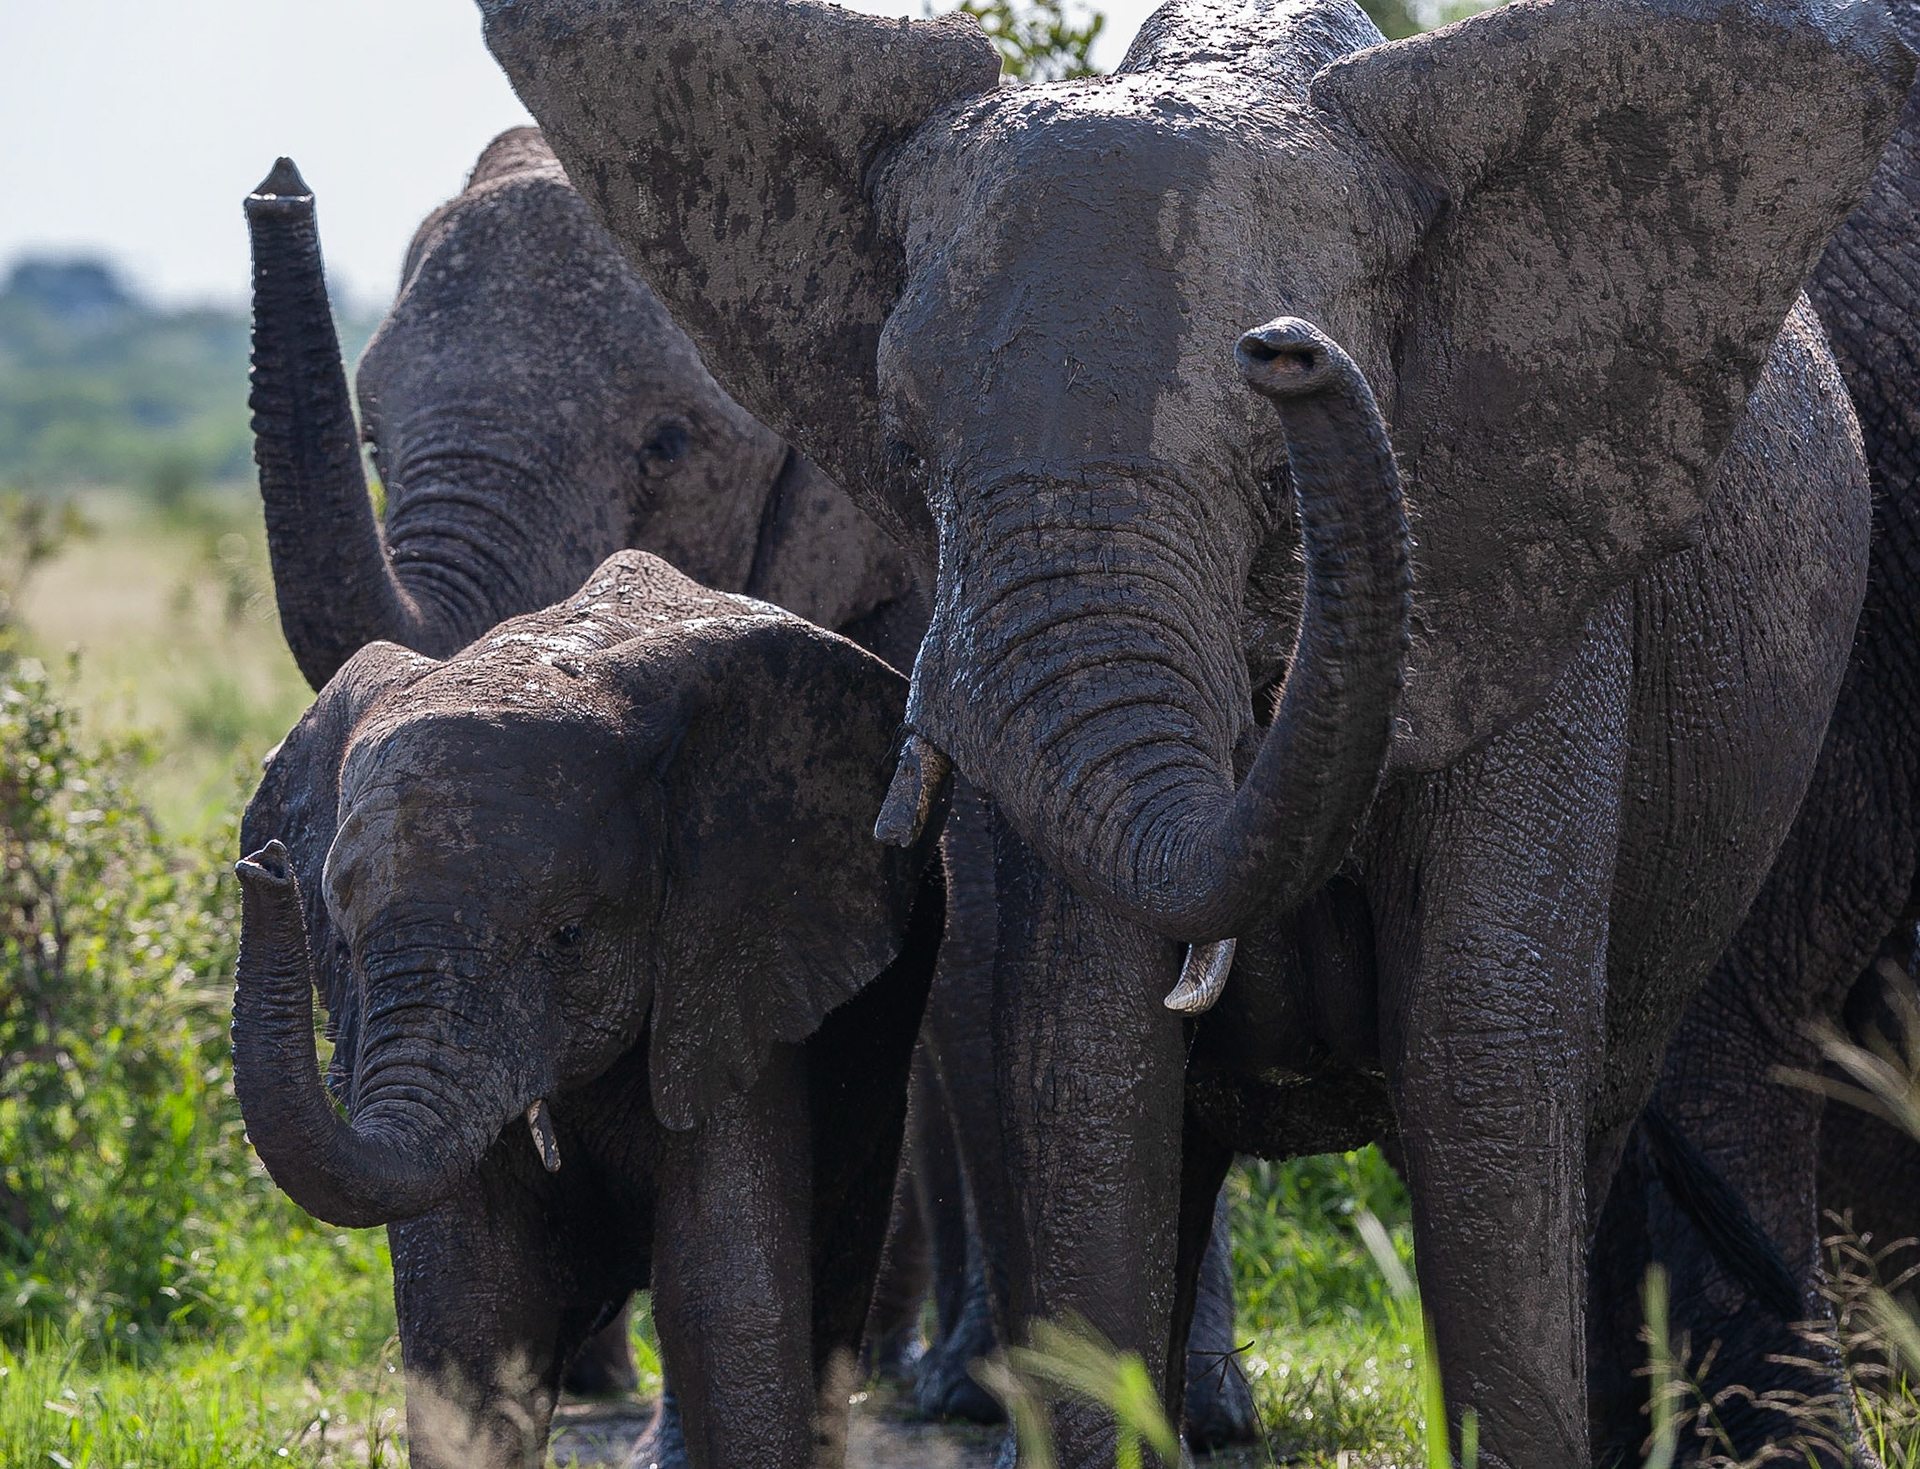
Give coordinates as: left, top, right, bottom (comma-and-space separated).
638, 418, 691, 475
551, 922, 586, 951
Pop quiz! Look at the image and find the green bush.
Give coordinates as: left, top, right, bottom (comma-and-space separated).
955, 0, 1104, 80
0, 660, 249, 1347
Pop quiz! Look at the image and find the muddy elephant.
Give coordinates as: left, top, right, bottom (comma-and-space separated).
1589, 12, 1920, 1458
244, 125, 1255, 1446
232, 550, 945, 1469
484, 0, 1911, 1463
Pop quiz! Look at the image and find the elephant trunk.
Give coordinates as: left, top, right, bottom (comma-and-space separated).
231, 841, 491, 1228
246, 159, 439, 690
899, 319, 1410, 943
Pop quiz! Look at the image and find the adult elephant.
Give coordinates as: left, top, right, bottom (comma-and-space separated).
244, 124, 1253, 1442
484, 1, 1910, 1465
244, 126, 919, 687
1589, 12, 1920, 1459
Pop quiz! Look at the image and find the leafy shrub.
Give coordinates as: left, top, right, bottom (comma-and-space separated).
0, 659, 248, 1347
955, 0, 1104, 80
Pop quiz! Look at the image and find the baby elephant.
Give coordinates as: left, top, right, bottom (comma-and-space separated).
231, 550, 944, 1469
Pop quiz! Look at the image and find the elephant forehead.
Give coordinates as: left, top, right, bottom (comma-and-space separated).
326, 732, 619, 935
375, 180, 682, 397
878, 81, 1409, 468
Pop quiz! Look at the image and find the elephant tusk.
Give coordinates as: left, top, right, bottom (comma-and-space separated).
526, 1098, 561, 1173
1164, 938, 1236, 1015
873, 733, 951, 848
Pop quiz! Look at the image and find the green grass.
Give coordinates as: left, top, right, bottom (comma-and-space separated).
14, 485, 311, 835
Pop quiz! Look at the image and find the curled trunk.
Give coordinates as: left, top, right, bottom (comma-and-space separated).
246, 160, 464, 688
905, 319, 1411, 942
231, 841, 491, 1228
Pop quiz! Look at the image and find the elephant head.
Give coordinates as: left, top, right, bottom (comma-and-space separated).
482, 0, 1910, 942
245, 128, 909, 692
233, 550, 938, 1228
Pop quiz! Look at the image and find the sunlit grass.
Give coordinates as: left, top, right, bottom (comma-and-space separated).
16, 484, 311, 835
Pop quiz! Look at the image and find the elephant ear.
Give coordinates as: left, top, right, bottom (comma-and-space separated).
1313, 0, 1913, 769
240, 641, 435, 1093
622, 613, 940, 1132
478, 0, 1001, 527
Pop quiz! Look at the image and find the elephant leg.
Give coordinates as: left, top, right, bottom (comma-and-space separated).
993, 814, 1189, 1469
1822, 948, 1920, 1311
626, 1382, 690, 1469
1182, 1181, 1259, 1451
1605, 988, 1842, 1464
806, 866, 942, 1384
911, 1058, 1007, 1424
917, 773, 1015, 1422
651, 1042, 815, 1469
862, 1079, 931, 1383
388, 1174, 575, 1469
1366, 607, 1629, 1469
1163, 1119, 1252, 1454
566, 1303, 640, 1398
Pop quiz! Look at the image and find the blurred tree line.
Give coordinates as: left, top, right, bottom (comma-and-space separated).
0, 258, 376, 497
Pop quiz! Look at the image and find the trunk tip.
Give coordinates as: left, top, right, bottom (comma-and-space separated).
235, 839, 294, 889
1237, 318, 1342, 401
250, 157, 311, 202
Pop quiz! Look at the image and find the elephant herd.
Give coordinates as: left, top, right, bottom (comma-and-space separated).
227, 0, 1920, 1465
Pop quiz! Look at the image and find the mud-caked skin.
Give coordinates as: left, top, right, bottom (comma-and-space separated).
230, 551, 943, 1469
483, 2, 1910, 1464
244, 129, 916, 691
1590, 8, 1920, 1457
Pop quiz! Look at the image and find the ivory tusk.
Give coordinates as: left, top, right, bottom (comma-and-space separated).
1164, 938, 1236, 1015
526, 1098, 561, 1173
873, 733, 952, 848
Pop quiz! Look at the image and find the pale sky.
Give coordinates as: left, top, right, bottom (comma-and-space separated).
0, 0, 1159, 312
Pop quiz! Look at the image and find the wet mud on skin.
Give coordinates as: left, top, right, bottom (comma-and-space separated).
543, 1385, 1274, 1466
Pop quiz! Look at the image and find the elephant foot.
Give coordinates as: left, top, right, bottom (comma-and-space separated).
623, 1387, 688, 1469
1181, 1344, 1258, 1451
862, 1320, 927, 1386
913, 1276, 1005, 1424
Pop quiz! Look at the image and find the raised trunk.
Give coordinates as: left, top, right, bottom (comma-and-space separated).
902, 319, 1410, 942
230, 842, 493, 1228
247, 159, 449, 689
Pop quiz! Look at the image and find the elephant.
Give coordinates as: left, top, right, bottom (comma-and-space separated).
244, 124, 1256, 1445
1587, 12, 1920, 1459
243, 126, 920, 689
482, 0, 1912, 1464
231, 549, 946, 1469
